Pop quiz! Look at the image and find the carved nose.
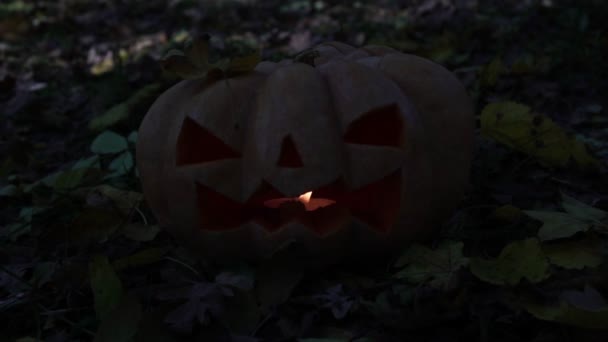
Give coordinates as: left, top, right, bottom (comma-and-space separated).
277, 135, 304, 167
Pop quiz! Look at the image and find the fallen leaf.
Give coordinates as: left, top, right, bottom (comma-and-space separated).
492, 204, 523, 222
2, 207, 46, 241
0, 16, 30, 42
480, 56, 504, 88
162, 282, 226, 334
561, 192, 607, 223
121, 224, 160, 242
525, 210, 590, 241
220, 289, 261, 334
29, 262, 56, 287
314, 284, 354, 320
215, 271, 254, 291
521, 290, 608, 330
470, 238, 550, 286
161, 35, 258, 81
113, 247, 169, 271
255, 255, 303, 312
227, 51, 262, 75
28, 156, 100, 192
89, 103, 129, 131
133, 311, 177, 342
560, 285, 607, 311
89, 83, 162, 131
91, 131, 128, 154
94, 185, 142, 215
480, 101, 600, 170
394, 241, 468, 288
108, 151, 134, 176
51, 168, 89, 190
89, 255, 124, 320
542, 238, 603, 269
94, 294, 142, 342
128, 131, 138, 144
69, 208, 123, 242
90, 50, 115, 75
160, 50, 210, 79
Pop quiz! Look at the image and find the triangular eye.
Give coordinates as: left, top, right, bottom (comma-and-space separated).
176, 117, 241, 166
343, 103, 403, 147
277, 135, 304, 167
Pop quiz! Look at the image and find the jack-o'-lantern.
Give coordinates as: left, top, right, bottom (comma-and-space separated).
136, 41, 473, 266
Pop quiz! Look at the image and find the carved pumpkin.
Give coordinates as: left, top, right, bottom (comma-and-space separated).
136, 42, 473, 265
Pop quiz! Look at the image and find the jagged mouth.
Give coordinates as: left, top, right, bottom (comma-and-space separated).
195, 170, 401, 236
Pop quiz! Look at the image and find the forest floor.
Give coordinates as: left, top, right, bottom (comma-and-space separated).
1, 0, 608, 341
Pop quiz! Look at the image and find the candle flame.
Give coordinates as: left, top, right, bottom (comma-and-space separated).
298, 191, 312, 203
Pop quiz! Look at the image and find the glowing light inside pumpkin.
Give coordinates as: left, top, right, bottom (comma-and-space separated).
299, 191, 312, 203
264, 191, 336, 211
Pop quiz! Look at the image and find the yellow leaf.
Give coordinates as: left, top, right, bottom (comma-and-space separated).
394, 241, 468, 288
481, 101, 600, 170
160, 51, 208, 79
470, 238, 550, 286
186, 33, 211, 68
227, 51, 261, 74
160, 35, 259, 81
542, 238, 603, 270
480, 57, 504, 88
89, 255, 123, 320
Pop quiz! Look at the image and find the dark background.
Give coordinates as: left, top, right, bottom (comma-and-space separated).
1, 0, 607, 341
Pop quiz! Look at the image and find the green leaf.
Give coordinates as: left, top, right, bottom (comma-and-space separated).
125, 83, 162, 107
511, 53, 536, 74
121, 223, 160, 242
30, 262, 56, 287
73, 155, 100, 169
113, 247, 169, 271
186, 34, 211, 68
525, 210, 590, 241
160, 50, 211, 79
14, 338, 37, 342
29, 157, 99, 192
89, 255, 124, 320
89, 83, 162, 131
108, 151, 134, 175
94, 294, 142, 342
52, 168, 88, 190
91, 131, 128, 154
93, 185, 143, 215
561, 193, 607, 223
0, 184, 19, 197
0, 157, 16, 178
255, 252, 304, 312
480, 56, 504, 88
480, 101, 600, 169
89, 103, 129, 132
69, 208, 123, 243
127, 131, 138, 144
470, 238, 550, 286
492, 204, 523, 221
542, 238, 603, 269
2, 207, 46, 241
394, 241, 468, 288
521, 287, 608, 330
133, 311, 176, 342
219, 289, 261, 334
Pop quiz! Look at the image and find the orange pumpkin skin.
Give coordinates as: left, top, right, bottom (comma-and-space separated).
136, 42, 473, 266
